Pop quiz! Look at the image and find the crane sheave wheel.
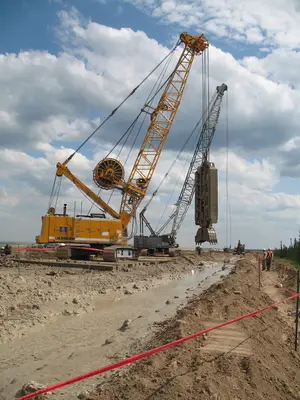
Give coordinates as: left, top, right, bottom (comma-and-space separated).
93, 158, 125, 190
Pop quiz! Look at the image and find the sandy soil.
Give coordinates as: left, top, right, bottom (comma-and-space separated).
0, 251, 222, 343
91, 255, 300, 400
0, 251, 228, 399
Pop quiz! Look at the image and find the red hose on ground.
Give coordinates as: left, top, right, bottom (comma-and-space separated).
17, 292, 299, 400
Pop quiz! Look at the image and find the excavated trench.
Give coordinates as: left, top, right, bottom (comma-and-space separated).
0, 258, 235, 399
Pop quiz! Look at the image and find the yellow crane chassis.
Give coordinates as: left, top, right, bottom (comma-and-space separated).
36, 214, 125, 246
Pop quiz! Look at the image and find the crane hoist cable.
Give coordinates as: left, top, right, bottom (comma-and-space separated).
139, 111, 205, 218
67, 40, 181, 162
225, 88, 231, 248
47, 40, 180, 208
134, 83, 227, 257
105, 44, 176, 167
87, 47, 177, 214
172, 84, 228, 243
104, 48, 176, 208
153, 120, 204, 232
103, 55, 186, 161
140, 89, 213, 234
155, 148, 193, 233
154, 53, 210, 232
143, 84, 227, 243
85, 42, 185, 211
123, 45, 176, 169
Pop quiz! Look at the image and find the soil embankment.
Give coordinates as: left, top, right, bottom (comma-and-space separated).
92, 255, 300, 400
0, 251, 227, 399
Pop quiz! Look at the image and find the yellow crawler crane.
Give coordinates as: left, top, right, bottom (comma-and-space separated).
36, 32, 209, 250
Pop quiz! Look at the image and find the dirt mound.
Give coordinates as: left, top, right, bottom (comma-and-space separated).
92, 256, 300, 400
272, 258, 298, 294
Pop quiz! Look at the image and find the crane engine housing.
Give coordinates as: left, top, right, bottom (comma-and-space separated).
194, 161, 218, 244
36, 205, 124, 247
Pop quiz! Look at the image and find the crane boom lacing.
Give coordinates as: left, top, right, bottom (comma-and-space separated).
170, 84, 227, 241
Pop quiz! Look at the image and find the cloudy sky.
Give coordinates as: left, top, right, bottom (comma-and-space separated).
1, 0, 300, 249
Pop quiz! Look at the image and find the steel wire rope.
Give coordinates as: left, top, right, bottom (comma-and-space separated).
103, 51, 186, 162
156, 49, 210, 233
47, 42, 180, 212
89, 51, 191, 217
207, 47, 210, 161
66, 41, 180, 162
123, 45, 176, 169
48, 174, 63, 212
105, 48, 177, 208
54, 176, 63, 210
146, 105, 207, 232
154, 122, 203, 232
87, 47, 178, 214
202, 50, 207, 135
225, 89, 231, 248
48, 175, 57, 210
155, 153, 191, 233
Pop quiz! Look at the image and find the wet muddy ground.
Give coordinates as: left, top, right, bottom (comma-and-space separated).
0, 257, 234, 399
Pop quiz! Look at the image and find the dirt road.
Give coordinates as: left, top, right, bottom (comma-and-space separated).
0, 253, 231, 399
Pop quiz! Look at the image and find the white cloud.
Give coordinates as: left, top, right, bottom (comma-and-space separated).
242, 49, 300, 89
1, 7, 300, 248
1, 8, 300, 156
0, 188, 19, 207
0, 143, 298, 248
125, 0, 300, 49
55, 10, 300, 156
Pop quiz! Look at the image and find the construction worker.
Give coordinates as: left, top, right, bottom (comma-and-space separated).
266, 247, 273, 271
262, 248, 267, 270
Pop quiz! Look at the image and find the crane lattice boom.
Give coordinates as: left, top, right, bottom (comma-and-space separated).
170, 83, 227, 241
120, 33, 209, 223
36, 32, 209, 249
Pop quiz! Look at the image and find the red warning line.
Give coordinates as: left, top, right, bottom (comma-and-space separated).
265, 273, 295, 296
17, 292, 299, 400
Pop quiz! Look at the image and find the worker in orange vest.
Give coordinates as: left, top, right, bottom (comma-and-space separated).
266, 247, 273, 271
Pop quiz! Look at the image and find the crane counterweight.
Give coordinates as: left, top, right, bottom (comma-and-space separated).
194, 161, 218, 244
